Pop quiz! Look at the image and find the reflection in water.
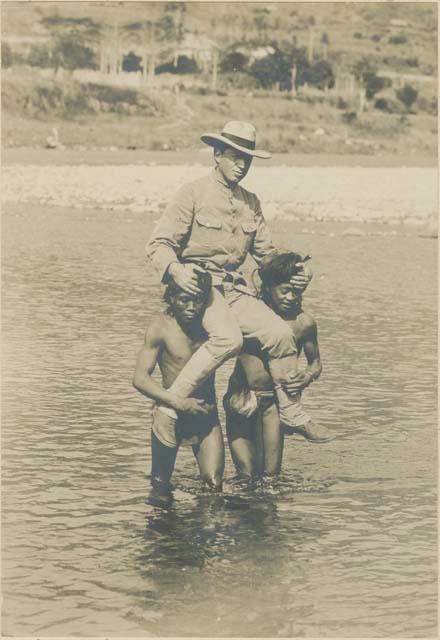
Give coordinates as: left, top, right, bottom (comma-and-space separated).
1, 200, 437, 637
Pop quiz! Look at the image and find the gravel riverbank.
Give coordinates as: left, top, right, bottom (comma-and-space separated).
2, 163, 437, 230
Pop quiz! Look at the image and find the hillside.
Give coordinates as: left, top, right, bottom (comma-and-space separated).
2, 2, 437, 73
1, 2, 437, 159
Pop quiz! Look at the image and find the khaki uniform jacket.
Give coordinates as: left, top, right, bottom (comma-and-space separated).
145, 168, 275, 290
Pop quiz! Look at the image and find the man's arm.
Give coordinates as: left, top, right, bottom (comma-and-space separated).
133, 322, 211, 414
284, 319, 322, 394
302, 320, 322, 382
145, 183, 206, 295
251, 197, 312, 291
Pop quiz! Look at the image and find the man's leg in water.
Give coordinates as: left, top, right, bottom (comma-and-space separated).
192, 423, 225, 492
259, 396, 284, 476
149, 409, 179, 507
149, 432, 178, 506
225, 407, 260, 479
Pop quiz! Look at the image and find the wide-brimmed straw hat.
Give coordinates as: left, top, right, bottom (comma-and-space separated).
201, 121, 271, 159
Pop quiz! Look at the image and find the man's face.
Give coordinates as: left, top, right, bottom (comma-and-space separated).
171, 290, 207, 326
215, 146, 253, 185
269, 282, 301, 314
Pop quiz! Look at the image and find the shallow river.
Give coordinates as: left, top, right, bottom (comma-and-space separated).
1, 173, 438, 636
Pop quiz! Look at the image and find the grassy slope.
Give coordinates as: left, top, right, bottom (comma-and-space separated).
3, 88, 437, 160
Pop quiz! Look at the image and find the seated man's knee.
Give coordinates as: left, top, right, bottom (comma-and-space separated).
271, 321, 294, 353
209, 329, 243, 360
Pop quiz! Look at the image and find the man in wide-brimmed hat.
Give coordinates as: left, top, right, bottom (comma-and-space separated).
145, 121, 328, 442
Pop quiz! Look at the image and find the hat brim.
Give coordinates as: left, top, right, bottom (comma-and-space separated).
200, 133, 271, 159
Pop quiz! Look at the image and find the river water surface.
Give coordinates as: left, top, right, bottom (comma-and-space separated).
1, 165, 438, 637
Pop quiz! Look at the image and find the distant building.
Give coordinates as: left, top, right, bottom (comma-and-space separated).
173, 32, 215, 69
236, 45, 276, 64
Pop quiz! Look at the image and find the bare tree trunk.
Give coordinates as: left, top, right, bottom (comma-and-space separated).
211, 49, 218, 91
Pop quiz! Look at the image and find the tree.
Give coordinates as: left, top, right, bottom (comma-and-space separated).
220, 51, 249, 73
363, 72, 388, 99
156, 14, 175, 41
250, 49, 291, 89
396, 84, 418, 111
52, 34, 96, 70
353, 57, 388, 99
122, 52, 142, 72
305, 59, 335, 90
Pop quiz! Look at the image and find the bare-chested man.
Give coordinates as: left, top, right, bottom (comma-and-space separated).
133, 271, 224, 507
224, 251, 331, 480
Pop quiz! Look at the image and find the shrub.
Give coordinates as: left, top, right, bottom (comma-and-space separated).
371, 34, 381, 42
374, 97, 397, 113
1, 42, 13, 68
2, 42, 24, 67
353, 32, 363, 39
64, 92, 91, 119
86, 84, 138, 105
396, 83, 418, 111
341, 111, 357, 124
36, 84, 64, 111
405, 57, 419, 67
389, 33, 407, 45
28, 44, 52, 68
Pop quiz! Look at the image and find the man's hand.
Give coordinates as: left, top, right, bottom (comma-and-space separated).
283, 370, 313, 395
290, 260, 313, 292
167, 262, 206, 296
173, 397, 215, 415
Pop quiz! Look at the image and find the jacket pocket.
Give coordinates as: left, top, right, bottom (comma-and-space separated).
195, 214, 222, 230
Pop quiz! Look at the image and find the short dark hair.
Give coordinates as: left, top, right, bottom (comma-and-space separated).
163, 268, 212, 312
258, 251, 303, 302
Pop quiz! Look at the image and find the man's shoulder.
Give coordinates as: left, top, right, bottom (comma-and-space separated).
147, 314, 174, 340
296, 310, 317, 334
236, 182, 260, 205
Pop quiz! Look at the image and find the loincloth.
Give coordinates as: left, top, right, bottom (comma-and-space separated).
224, 387, 312, 428
152, 404, 219, 448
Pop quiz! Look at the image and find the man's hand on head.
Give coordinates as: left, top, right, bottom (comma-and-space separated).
290, 259, 313, 292
167, 262, 206, 296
